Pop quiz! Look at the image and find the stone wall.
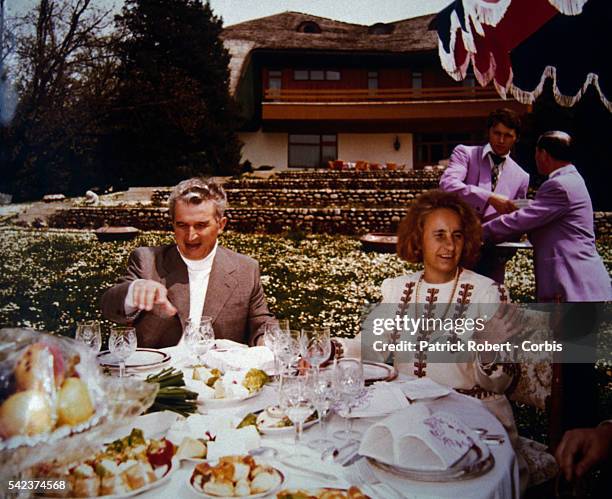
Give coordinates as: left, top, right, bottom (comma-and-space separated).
155, 188, 424, 208
48, 206, 612, 238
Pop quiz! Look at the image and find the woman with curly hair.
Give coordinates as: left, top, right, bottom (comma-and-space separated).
338, 190, 553, 490
340, 190, 520, 449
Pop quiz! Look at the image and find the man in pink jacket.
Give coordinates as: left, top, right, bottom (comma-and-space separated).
439, 108, 529, 283
483, 131, 611, 302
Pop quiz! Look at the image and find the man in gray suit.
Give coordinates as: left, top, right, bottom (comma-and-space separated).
101, 178, 275, 348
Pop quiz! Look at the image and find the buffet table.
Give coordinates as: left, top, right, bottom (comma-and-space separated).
112, 345, 521, 499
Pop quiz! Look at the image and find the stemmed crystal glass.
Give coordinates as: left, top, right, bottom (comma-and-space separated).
109, 326, 137, 378
263, 320, 290, 378
75, 320, 102, 352
301, 328, 331, 376
276, 330, 302, 376
305, 366, 335, 451
281, 372, 314, 458
184, 317, 215, 365
332, 358, 365, 442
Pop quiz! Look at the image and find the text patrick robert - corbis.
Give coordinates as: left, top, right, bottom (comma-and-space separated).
367, 316, 562, 353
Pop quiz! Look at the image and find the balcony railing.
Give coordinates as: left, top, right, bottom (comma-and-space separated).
264, 86, 501, 102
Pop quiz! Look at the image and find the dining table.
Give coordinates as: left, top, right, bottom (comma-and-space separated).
101, 343, 521, 499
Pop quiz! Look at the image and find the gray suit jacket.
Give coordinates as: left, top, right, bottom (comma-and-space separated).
101, 245, 275, 348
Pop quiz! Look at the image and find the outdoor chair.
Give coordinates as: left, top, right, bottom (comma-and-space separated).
327, 160, 335, 169
333, 160, 345, 170
369, 162, 381, 170
386, 162, 397, 170
355, 160, 368, 171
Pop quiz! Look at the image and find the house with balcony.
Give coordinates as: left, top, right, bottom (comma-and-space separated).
221, 12, 528, 170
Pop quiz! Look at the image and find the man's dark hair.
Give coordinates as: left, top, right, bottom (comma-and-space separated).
536, 131, 573, 162
486, 108, 521, 134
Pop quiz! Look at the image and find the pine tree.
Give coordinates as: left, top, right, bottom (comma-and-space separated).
107, 0, 242, 186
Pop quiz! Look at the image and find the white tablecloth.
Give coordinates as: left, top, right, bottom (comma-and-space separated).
117, 345, 520, 499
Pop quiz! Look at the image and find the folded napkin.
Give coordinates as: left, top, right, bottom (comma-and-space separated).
202, 346, 275, 373
359, 405, 479, 470
347, 383, 410, 418
166, 413, 234, 443
397, 377, 451, 401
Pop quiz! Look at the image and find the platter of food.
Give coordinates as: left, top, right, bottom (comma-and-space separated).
33, 428, 176, 497
189, 455, 284, 498
184, 367, 268, 405
0, 333, 106, 450
276, 487, 370, 499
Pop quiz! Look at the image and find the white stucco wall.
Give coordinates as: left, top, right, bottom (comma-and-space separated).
238, 130, 288, 168
238, 131, 414, 169
338, 133, 413, 167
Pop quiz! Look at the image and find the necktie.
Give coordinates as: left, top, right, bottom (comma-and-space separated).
489, 153, 504, 190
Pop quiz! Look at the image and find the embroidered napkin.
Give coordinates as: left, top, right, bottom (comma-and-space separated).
347, 383, 410, 418
202, 346, 275, 373
397, 377, 451, 402
359, 405, 478, 470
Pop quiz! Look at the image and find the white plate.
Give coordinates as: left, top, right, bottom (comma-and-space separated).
201, 388, 263, 407
362, 361, 397, 385
188, 465, 284, 498
367, 440, 493, 481
98, 348, 171, 370
512, 198, 532, 208
100, 459, 176, 498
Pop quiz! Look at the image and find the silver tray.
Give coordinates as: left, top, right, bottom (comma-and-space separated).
367, 443, 494, 482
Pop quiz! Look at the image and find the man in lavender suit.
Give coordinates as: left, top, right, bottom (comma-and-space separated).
483, 131, 611, 434
483, 131, 611, 302
439, 108, 529, 282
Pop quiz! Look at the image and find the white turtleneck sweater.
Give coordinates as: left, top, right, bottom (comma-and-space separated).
124, 243, 218, 326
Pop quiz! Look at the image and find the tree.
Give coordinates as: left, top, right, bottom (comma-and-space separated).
106, 0, 242, 187
0, 0, 117, 200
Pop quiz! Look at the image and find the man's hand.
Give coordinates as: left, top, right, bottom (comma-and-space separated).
488, 194, 518, 215
132, 280, 178, 318
555, 424, 612, 481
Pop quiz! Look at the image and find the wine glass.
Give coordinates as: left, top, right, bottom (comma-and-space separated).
184, 317, 215, 365
75, 320, 102, 352
301, 328, 331, 376
109, 326, 137, 378
276, 330, 302, 376
281, 372, 314, 458
305, 366, 335, 451
263, 321, 290, 378
332, 359, 364, 442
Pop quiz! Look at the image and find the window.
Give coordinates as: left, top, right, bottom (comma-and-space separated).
289, 134, 337, 168
293, 70, 341, 81
414, 132, 481, 168
368, 71, 378, 90
412, 71, 422, 89
268, 70, 282, 90
310, 70, 325, 81
296, 21, 322, 33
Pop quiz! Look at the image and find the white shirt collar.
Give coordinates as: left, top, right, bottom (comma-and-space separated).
178, 242, 218, 271
482, 143, 510, 162
549, 164, 574, 179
